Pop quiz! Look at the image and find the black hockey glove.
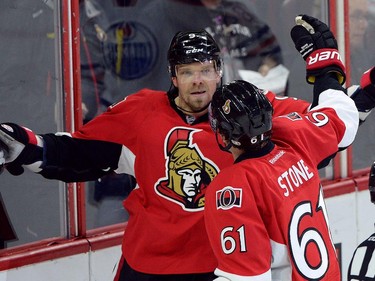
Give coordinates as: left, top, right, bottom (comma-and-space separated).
349, 67, 375, 124
360, 67, 375, 98
0, 123, 43, 176
290, 14, 346, 85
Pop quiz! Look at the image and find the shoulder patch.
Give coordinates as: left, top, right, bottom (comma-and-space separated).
216, 186, 242, 210
285, 112, 303, 121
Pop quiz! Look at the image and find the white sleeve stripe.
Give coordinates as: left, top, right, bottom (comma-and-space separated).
312, 89, 359, 148
115, 145, 135, 176
214, 268, 272, 281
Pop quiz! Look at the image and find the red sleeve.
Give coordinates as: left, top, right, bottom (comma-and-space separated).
73, 89, 165, 150
272, 109, 345, 167
265, 91, 310, 116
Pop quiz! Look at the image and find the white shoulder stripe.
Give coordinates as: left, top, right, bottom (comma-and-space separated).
313, 89, 359, 148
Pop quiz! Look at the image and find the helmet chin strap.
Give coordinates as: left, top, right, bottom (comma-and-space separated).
215, 130, 232, 152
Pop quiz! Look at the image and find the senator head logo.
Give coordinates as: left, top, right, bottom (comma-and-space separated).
155, 127, 219, 211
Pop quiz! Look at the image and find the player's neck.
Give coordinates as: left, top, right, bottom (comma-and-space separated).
229, 147, 244, 161
174, 97, 208, 118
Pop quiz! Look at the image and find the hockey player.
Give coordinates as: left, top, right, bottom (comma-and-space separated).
0, 15, 373, 281
348, 231, 375, 281
205, 76, 358, 280
0, 29, 295, 281
347, 162, 375, 281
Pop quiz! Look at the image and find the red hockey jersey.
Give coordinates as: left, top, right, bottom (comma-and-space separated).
73, 88, 314, 274
204, 89, 358, 280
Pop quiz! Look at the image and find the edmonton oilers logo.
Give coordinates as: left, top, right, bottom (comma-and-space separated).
102, 21, 158, 80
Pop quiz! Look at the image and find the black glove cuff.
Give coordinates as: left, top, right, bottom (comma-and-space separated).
8, 143, 43, 173
307, 65, 346, 85
312, 74, 344, 107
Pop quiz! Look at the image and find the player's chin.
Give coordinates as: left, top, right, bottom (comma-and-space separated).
188, 94, 204, 103
192, 102, 210, 113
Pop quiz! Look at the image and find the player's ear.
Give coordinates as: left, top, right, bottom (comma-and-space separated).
215, 73, 221, 84
172, 76, 178, 87
220, 133, 229, 145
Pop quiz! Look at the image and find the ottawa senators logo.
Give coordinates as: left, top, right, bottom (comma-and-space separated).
222, 99, 231, 114
216, 186, 242, 210
155, 127, 219, 211
285, 112, 302, 121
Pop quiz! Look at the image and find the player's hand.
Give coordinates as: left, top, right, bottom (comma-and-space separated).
291, 14, 337, 59
0, 123, 43, 175
360, 67, 375, 97
290, 14, 346, 85
349, 67, 375, 123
